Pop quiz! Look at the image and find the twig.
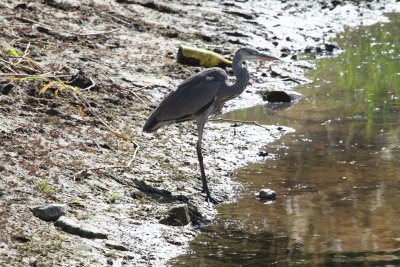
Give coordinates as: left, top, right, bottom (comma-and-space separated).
18, 42, 30, 63
209, 118, 270, 131
80, 77, 97, 91
0, 62, 17, 73
110, 15, 134, 28
126, 141, 140, 168
67, 28, 120, 37
0, 73, 71, 78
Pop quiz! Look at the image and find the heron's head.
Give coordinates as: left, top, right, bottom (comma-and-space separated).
236, 47, 279, 62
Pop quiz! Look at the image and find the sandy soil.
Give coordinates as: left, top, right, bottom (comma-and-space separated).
0, 0, 399, 266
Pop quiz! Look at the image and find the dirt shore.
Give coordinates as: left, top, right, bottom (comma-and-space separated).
1, 0, 399, 266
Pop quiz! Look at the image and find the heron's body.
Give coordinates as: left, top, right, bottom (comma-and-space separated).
143, 68, 229, 132
143, 47, 278, 203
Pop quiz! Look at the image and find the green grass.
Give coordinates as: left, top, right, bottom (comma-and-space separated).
36, 179, 52, 193
104, 192, 119, 204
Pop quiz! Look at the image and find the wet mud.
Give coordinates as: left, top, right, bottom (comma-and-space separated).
0, 0, 399, 266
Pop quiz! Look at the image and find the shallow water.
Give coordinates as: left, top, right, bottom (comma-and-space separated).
170, 13, 400, 266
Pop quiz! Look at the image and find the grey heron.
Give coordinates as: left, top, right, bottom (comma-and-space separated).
143, 47, 279, 203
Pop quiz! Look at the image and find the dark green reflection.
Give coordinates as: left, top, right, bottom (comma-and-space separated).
170, 14, 400, 267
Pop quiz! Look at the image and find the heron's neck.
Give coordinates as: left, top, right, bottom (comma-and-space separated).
224, 54, 249, 101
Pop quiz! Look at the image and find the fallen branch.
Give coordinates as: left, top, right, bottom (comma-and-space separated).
209, 118, 270, 131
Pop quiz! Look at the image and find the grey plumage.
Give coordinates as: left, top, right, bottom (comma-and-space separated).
143, 47, 279, 203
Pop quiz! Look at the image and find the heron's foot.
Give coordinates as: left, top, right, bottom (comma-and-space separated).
205, 194, 221, 204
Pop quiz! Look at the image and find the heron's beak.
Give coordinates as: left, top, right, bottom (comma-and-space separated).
258, 53, 280, 61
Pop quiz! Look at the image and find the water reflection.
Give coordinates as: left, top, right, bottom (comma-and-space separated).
170, 14, 400, 266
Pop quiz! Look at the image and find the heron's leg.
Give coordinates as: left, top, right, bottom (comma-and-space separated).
196, 119, 220, 204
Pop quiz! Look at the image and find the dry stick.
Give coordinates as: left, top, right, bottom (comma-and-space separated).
125, 144, 140, 168
67, 28, 120, 37
0, 73, 71, 78
209, 118, 271, 131
0, 63, 17, 73
19, 42, 30, 63
80, 77, 97, 91
0, 58, 17, 70
110, 15, 133, 27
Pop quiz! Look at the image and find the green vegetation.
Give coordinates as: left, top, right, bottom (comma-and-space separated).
225, 14, 400, 145
36, 179, 52, 193
310, 13, 400, 141
104, 192, 119, 204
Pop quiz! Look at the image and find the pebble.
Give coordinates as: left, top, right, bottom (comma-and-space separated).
257, 189, 277, 200
0, 83, 14, 95
105, 241, 129, 251
324, 42, 339, 52
261, 90, 291, 102
54, 216, 107, 239
159, 205, 191, 226
31, 204, 67, 222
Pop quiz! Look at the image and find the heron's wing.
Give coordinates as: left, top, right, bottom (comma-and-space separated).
143, 68, 228, 132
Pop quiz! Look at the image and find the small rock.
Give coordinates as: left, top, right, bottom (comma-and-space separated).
105, 241, 129, 251
31, 204, 67, 222
261, 90, 291, 102
44, 0, 80, 10
165, 31, 179, 38
280, 47, 291, 57
224, 10, 256, 20
187, 203, 210, 226
257, 189, 277, 200
304, 46, 314, 53
0, 83, 14, 95
261, 89, 302, 102
198, 33, 213, 42
324, 42, 339, 52
258, 151, 269, 157
130, 190, 145, 199
280, 47, 291, 53
45, 108, 60, 116
13, 236, 30, 243
68, 69, 94, 89
54, 216, 107, 239
331, 0, 343, 8
159, 205, 191, 226
280, 52, 290, 58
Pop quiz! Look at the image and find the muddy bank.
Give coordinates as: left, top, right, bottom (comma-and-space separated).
0, 0, 399, 266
